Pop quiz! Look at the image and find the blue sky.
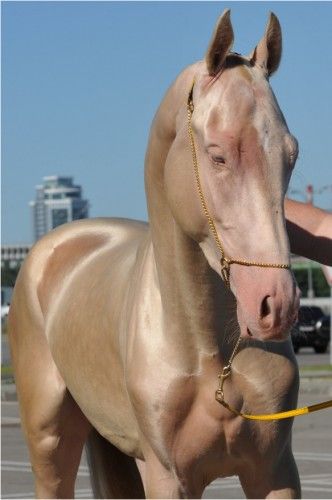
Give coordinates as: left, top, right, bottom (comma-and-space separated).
2, 1, 332, 244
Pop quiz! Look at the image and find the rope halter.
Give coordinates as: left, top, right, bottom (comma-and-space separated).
186, 80, 290, 287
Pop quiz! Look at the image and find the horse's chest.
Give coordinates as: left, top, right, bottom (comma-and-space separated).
148, 371, 285, 486
152, 375, 251, 478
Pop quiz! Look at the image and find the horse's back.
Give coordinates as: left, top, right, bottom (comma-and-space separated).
11, 217, 148, 318
9, 217, 147, 335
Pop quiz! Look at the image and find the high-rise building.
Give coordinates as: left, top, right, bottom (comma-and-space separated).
29, 176, 89, 241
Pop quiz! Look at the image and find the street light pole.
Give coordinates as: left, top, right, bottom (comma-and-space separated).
305, 184, 313, 204
307, 262, 314, 299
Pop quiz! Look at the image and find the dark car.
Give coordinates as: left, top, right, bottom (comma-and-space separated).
291, 306, 331, 353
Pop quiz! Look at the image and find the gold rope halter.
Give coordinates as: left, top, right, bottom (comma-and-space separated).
187, 80, 290, 287
187, 80, 332, 420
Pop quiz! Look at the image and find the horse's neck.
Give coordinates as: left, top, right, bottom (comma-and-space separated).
145, 64, 235, 359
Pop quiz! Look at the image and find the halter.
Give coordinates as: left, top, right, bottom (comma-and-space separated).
187, 80, 290, 288
187, 80, 332, 420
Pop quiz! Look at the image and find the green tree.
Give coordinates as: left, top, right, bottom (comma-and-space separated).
292, 267, 329, 297
1, 264, 20, 288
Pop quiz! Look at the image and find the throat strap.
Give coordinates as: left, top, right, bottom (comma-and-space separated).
187, 80, 290, 287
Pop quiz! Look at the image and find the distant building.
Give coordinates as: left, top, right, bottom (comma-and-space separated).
29, 176, 89, 241
1, 246, 32, 304
1, 244, 32, 269
1, 286, 13, 306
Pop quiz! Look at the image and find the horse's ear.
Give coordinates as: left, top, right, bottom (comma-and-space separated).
249, 12, 282, 77
206, 9, 234, 76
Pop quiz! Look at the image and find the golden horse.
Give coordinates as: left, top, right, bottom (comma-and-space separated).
9, 10, 332, 499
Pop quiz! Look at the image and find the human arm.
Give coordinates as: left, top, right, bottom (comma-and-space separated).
285, 198, 332, 266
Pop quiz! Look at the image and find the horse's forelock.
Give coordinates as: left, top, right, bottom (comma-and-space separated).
224, 53, 251, 69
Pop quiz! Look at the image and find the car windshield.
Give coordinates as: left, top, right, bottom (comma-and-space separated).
298, 307, 324, 323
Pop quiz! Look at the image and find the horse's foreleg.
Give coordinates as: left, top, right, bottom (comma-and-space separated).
142, 459, 184, 499
141, 450, 205, 499
239, 446, 301, 499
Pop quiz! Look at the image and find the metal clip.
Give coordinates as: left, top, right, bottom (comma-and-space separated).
215, 388, 224, 403
220, 256, 231, 285
215, 365, 231, 403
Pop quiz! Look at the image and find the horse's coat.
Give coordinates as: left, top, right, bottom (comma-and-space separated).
9, 11, 302, 498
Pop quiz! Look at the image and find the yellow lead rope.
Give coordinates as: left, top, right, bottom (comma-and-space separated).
215, 357, 332, 420
217, 398, 332, 421
187, 80, 332, 421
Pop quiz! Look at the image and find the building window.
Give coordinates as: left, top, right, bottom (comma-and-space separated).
72, 205, 87, 220
66, 192, 80, 198
52, 209, 68, 229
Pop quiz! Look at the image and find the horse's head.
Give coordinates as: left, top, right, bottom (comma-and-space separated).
167, 10, 300, 342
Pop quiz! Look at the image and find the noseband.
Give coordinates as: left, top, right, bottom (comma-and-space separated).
187, 81, 290, 287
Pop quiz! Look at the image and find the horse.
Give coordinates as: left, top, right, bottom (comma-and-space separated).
9, 10, 302, 499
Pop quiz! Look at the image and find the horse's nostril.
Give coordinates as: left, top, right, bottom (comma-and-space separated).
261, 295, 271, 318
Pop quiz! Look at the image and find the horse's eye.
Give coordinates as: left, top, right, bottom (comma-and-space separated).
212, 156, 226, 165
